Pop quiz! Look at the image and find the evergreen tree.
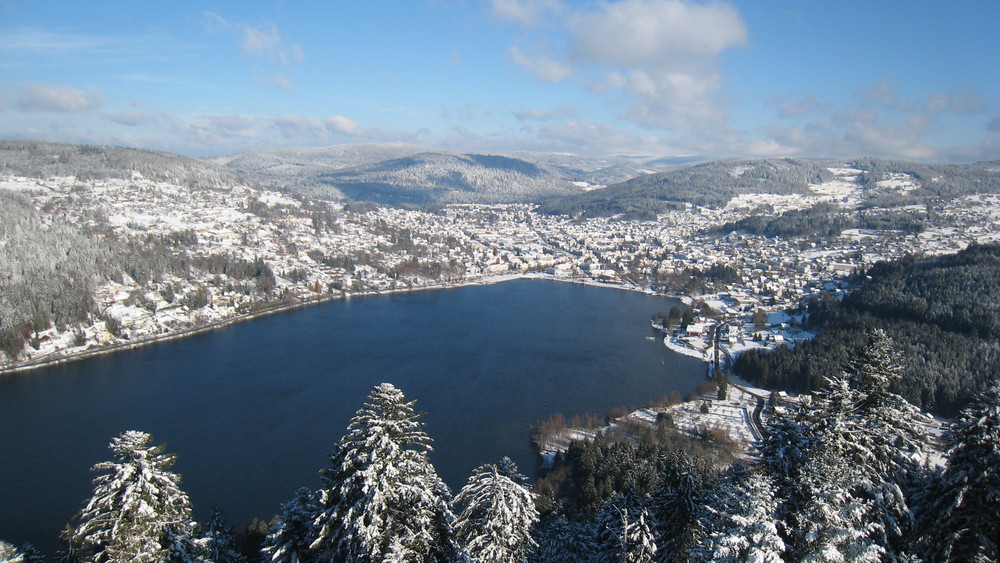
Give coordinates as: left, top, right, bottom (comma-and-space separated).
922, 384, 1000, 561
757, 405, 811, 504
64, 430, 198, 563
789, 451, 887, 562
311, 383, 458, 562
494, 456, 529, 486
15, 544, 44, 563
649, 451, 714, 562
766, 332, 926, 559
199, 507, 245, 563
777, 373, 912, 560
453, 463, 538, 563
688, 464, 785, 562
530, 517, 598, 563
262, 488, 320, 563
847, 329, 927, 486
0, 541, 23, 563
595, 494, 656, 563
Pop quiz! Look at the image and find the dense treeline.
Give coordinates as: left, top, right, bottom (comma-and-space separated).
734, 243, 1000, 416
7, 346, 999, 561
713, 202, 927, 238
846, 245, 1000, 338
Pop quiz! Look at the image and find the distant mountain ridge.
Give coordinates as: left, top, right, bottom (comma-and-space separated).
318, 150, 579, 205
210, 144, 688, 206
6, 140, 1000, 214
0, 140, 245, 189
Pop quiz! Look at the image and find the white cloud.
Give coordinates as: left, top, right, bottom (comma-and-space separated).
241, 24, 304, 66
273, 74, 293, 90
202, 11, 232, 33
1, 29, 111, 52
203, 15, 304, 89
325, 115, 361, 135
858, 79, 912, 112
507, 46, 572, 82
14, 82, 104, 113
761, 106, 939, 161
505, 0, 747, 134
537, 120, 682, 156
568, 0, 747, 66
514, 105, 578, 121
273, 114, 326, 139
490, 0, 565, 26
181, 112, 365, 152
946, 89, 985, 115
767, 94, 827, 119
104, 110, 159, 127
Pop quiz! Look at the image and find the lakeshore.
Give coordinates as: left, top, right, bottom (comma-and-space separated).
0, 272, 647, 376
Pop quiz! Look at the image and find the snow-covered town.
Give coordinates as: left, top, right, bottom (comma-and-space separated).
4, 164, 1000, 375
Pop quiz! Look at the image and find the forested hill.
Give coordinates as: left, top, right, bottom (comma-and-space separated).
210, 144, 681, 206
317, 151, 580, 205
212, 145, 586, 205
850, 157, 1000, 204
734, 243, 1000, 416
538, 158, 834, 217
0, 140, 246, 188
539, 157, 1000, 218
0, 141, 268, 363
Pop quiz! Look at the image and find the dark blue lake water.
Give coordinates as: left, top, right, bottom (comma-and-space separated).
0, 279, 704, 552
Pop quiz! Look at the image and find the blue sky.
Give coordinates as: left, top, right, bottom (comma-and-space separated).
2, 0, 999, 161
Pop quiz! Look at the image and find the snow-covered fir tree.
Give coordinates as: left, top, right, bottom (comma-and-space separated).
529, 517, 598, 563
63, 430, 199, 563
757, 404, 811, 503
688, 463, 785, 563
594, 493, 656, 563
452, 462, 538, 563
789, 450, 888, 562
780, 374, 910, 560
922, 384, 1000, 561
649, 450, 714, 562
0, 541, 23, 563
494, 456, 529, 486
262, 487, 320, 563
0, 541, 43, 563
845, 329, 927, 486
198, 507, 245, 563
311, 383, 458, 562
17, 545, 44, 563
764, 331, 926, 559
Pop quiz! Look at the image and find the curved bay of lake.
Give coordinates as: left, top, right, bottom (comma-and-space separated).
0, 279, 705, 551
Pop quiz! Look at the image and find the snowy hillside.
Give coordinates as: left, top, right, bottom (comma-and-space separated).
212, 145, 587, 205
209, 144, 688, 206
206, 143, 432, 198
322, 151, 582, 205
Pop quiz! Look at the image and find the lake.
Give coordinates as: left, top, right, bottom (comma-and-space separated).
0, 279, 705, 552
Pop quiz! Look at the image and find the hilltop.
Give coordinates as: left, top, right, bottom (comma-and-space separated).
0, 140, 244, 188
209, 144, 680, 206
